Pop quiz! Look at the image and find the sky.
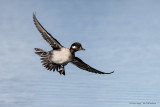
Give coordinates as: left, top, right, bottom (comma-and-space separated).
0, 0, 160, 107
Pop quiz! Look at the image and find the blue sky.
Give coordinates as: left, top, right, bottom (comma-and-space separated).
0, 0, 160, 107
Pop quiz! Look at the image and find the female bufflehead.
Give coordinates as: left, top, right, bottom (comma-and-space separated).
33, 13, 114, 75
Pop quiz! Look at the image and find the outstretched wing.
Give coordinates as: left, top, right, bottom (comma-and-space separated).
33, 13, 63, 49
72, 57, 114, 74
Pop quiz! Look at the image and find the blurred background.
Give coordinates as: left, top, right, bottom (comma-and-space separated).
0, 0, 160, 107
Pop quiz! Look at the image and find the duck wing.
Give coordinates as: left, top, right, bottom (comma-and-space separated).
33, 13, 63, 49
72, 57, 114, 74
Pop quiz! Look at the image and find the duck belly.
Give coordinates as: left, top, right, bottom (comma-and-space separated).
51, 48, 72, 65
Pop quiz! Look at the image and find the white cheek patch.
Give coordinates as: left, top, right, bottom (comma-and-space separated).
72, 46, 76, 49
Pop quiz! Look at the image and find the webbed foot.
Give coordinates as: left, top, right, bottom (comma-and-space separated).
58, 67, 65, 75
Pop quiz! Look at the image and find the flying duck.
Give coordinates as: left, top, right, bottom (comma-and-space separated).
33, 13, 114, 75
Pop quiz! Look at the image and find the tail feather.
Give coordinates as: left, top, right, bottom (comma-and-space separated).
35, 48, 64, 75
35, 48, 48, 57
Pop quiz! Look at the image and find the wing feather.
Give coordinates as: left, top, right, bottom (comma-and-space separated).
33, 13, 63, 49
72, 57, 114, 74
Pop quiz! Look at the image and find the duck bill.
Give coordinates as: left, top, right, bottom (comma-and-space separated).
80, 47, 85, 51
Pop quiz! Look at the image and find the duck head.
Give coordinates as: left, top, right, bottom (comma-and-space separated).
70, 42, 85, 53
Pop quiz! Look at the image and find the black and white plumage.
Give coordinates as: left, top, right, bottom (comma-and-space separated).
33, 13, 114, 75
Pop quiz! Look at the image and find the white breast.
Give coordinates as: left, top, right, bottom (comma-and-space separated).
51, 48, 72, 65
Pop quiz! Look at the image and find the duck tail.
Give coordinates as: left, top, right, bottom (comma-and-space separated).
35, 48, 48, 57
